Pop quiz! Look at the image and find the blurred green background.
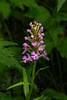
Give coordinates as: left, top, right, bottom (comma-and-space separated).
0, 0, 67, 100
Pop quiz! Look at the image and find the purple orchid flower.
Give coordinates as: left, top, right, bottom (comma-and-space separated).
27, 53, 32, 61
21, 48, 27, 55
29, 22, 32, 26
24, 36, 28, 40
40, 40, 44, 44
43, 51, 49, 60
22, 21, 49, 63
31, 35, 34, 38
31, 41, 38, 47
38, 45, 45, 51
40, 36, 43, 40
22, 56, 28, 63
23, 43, 28, 47
27, 29, 31, 32
31, 51, 39, 60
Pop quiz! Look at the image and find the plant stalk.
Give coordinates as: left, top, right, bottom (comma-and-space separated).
27, 61, 36, 100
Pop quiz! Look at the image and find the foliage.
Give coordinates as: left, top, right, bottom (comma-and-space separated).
57, 0, 66, 12
41, 88, 67, 100
0, 0, 67, 99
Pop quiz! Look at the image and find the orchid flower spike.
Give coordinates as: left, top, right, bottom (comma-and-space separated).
22, 21, 49, 63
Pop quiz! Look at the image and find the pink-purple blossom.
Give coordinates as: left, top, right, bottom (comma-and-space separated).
27, 29, 31, 32
21, 48, 27, 54
38, 45, 45, 51
40, 40, 44, 44
31, 35, 34, 38
34, 27, 36, 30
28, 36, 30, 39
41, 33, 44, 36
43, 51, 49, 60
40, 36, 43, 40
22, 54, 32, 63
24, 36, 28, 40
27, 53, 32, 61
23, 43, 28, 47
22, 21, 49, 63
36, 23, 39, 25
41, 27, 43, 30
39, 23, 42, 26
34, 21, 37, 24
31, 41, 38, 47
38, 34, 41, 37
22, 56, 28, 63
31, 51, 39, 60
29, 22, 32, 26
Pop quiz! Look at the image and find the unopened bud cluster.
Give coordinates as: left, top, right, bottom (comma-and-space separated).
22, 21, 49, 63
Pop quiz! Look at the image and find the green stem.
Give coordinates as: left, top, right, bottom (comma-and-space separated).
27, 61, 36, 100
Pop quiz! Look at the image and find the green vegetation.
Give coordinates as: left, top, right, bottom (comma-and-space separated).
0, 0, 67, 100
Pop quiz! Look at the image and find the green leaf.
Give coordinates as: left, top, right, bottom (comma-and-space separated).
44, 39, 54, 54
7, 82, 30, 90
57, 37, 67, 58
0, 40, 18, 47
35, 6, 50, 24
54, 12, 67, 21
10, 0, 38, 9
23, 67, 29, 97
41, 88, 67, 100
57, 0, 65, 12
0, 40, 23, 75
0, 92, 25, 100
24, 6, 50, 24
34, 66, 49, 78
21, 0, 38, 8
49, 26, 64, 43
0, 1, 11, 18
33, 96, 47, 100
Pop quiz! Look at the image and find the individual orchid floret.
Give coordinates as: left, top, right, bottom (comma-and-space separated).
40, 36, 43, 40
27, 29, 31, 32
24, 36, 28, 40
21, 48, 27, 55
28, 36, 30, 39
43, 51, 49, 60
36, 23, 39, 25
29, 22, 32, 26
34, 21, 37, 24
31, 41, 38, 47
41, 33, 44, 36
31, 35, 34, 38
41, 29, 43, 32
40, 40, 44, 44
22, 56, 28, 63
34, 27, 36, 30
40, 27, 43, 32
38, 33, 41, 37
23, 43, 28, 47
22, 54, 32, 63
41, 27, 43, 30
31, 51, 39, 60
39, 23, 42, 26
38, 45, 45, 51
27, 53, 32, 61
